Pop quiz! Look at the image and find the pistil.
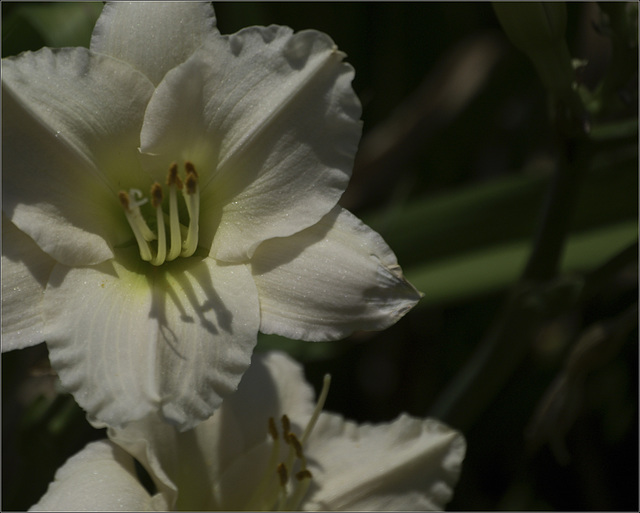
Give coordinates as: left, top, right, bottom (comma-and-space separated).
118, 189, 155, 262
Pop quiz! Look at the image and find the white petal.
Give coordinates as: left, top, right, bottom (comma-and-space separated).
139, 26, 361, 261
90, 1, 217, 85
106, 351, 318, 511
30, 440, 159, 512
1, 215, 55, 351
43, 252, 260, 430
303, 414, 466, 511
252, 207, 422, 341
2, 47, 155, 266
106, 352, 464, 511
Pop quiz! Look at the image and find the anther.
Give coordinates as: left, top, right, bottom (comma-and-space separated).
184, 161, 198, 194
118, 191, 130, 210
281, 415, 291, 439
120, 162, 202, 265
166, 162, 183, 189
246, 375, 332, 511
288, 433, 304, 461
276, 463, 288, 487
276, 462, 290, 511
296, 470, 312, 481
150, 182, 163, 208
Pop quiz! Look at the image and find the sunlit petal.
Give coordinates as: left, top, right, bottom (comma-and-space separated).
1, 215, 55, 351
252, 207, 422, 341
2, 47, 154, 265
30, 440, 161, 512
44, 252, 260, 430
106, 351, 317, 510
304, 414, 466, 511
140, 26, 361, 260
90, 1, 217, 85
105, 352, 464, 511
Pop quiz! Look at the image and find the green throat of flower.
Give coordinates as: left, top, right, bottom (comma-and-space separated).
247, 374, 331, 511
118, 162, 200, 266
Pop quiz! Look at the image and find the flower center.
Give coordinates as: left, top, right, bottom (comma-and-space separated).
246, 374, 331, 511
118, 162, 200, 266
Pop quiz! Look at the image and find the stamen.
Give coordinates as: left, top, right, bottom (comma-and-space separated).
281, 415, 291, 440
276, 463, 289, 510
167, 162, 184, 189
296, 470, 312, 480
166, 163, 183, 261
287, 433, 305, 465
242, 375, 332, 511
286, 470, 313, 511
245, 418, 282, 511
276, 463, 288, 487
181, 161, 200, 257
118, 190, 154, 262
120, 162, 203, 265
149, 183, 166, 266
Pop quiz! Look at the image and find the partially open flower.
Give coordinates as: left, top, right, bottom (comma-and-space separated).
2, 2, 421, 430
31, 352, 465, 511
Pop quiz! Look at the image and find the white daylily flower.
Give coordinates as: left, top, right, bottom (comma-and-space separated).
31, 351, 465, 511
2, 2, 422, 430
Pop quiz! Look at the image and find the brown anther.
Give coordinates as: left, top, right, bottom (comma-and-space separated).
296, 469, 313, 481
167, 162, 183, 189
281, 415, 291, 439
150, 183, 163, 208
184, 160, 198, 177
276, 463, 288, 487
184, 162, 198, 195
118, 191, 131, 211
185, 173, 198, 195
288, 433, 304, 459
268, 417, 279, 441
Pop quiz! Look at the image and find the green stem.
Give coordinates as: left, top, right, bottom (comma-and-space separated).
522, 137, 587, 282
429, 113, 589, 430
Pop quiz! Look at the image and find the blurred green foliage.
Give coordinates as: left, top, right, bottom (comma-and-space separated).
2, 2, 637, 511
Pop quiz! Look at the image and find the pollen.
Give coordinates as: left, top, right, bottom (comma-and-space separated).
119, 162, 201, 266
118, 191, 130, 210
296, 469, 312, 481
276, 463, 288, 487
281, 415, 291, 439
150, 182, 163, 208
167, 162, 183, 188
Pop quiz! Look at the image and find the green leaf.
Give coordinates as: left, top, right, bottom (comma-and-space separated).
407, 220, 637, 306
5, 3, 102, 52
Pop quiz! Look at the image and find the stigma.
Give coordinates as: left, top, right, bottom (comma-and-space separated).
119, 162, 200, 266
